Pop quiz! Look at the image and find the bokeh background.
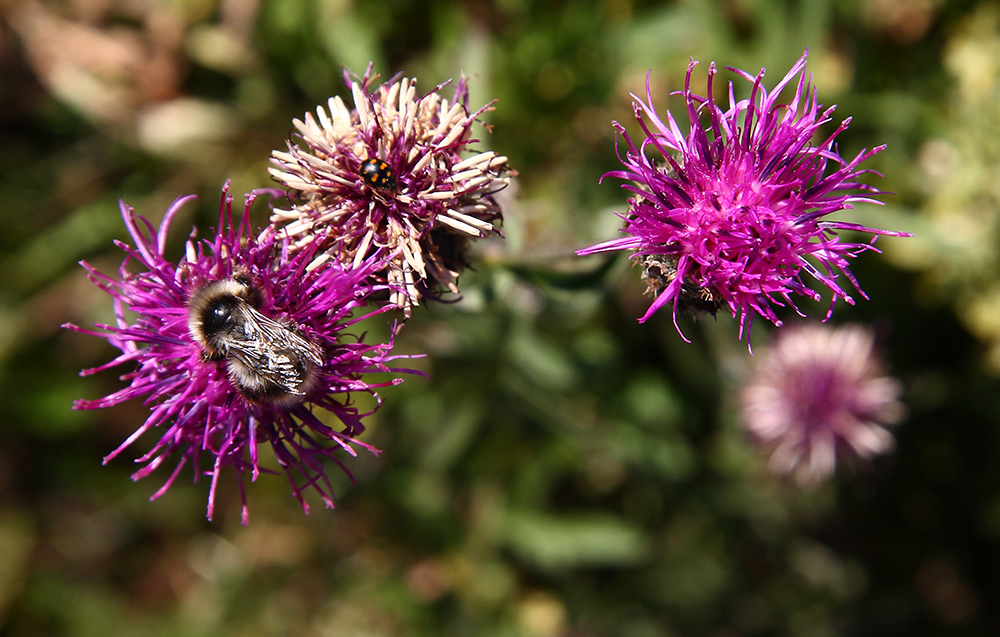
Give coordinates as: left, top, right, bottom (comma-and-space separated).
2, 0, 1000, 634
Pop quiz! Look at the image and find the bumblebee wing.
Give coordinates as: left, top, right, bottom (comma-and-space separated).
225, 307, 323, 399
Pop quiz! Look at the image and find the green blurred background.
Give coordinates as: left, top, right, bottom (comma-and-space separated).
2, 0, 1000, 634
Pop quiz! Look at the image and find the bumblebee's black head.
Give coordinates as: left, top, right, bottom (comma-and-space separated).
200, 294, 241, 338
187, 277, 256, 357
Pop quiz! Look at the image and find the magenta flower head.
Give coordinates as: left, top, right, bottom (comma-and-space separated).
578, 52, 909, 342
64, 183, 411, 524
269, 64, 512, 315
740, 323, 905, 483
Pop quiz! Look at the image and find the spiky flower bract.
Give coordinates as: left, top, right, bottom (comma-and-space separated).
269, 64, 511, 315
578, 52, 909, 343
740, 323, 905, 483
65, 183, 411, 523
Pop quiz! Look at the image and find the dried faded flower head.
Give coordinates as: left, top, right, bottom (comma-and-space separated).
740, 323, 905, 483
269, 65, 511, 315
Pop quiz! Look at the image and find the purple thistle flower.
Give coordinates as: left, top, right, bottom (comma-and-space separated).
739, 323, 905, 483
578, 52, 910, 342
269, 64, 512, 316
64, 183, 413, 524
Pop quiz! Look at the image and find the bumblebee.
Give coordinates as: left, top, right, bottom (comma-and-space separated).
640, 254, 723, 319
187, 272, 323, 405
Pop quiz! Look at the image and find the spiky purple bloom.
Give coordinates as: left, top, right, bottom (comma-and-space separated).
269, 64, 511, 315
64, 183, 412, 523
740, 323, 905, 483
578, 52, 909, 342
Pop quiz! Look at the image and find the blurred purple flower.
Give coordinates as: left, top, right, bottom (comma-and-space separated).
269, 65, 512, 315
740, 323, 905, 483
578, 52, 909, 342
64, 183, 413, 523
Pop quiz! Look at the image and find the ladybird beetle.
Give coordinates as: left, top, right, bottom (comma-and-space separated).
359, 157, 397, 192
